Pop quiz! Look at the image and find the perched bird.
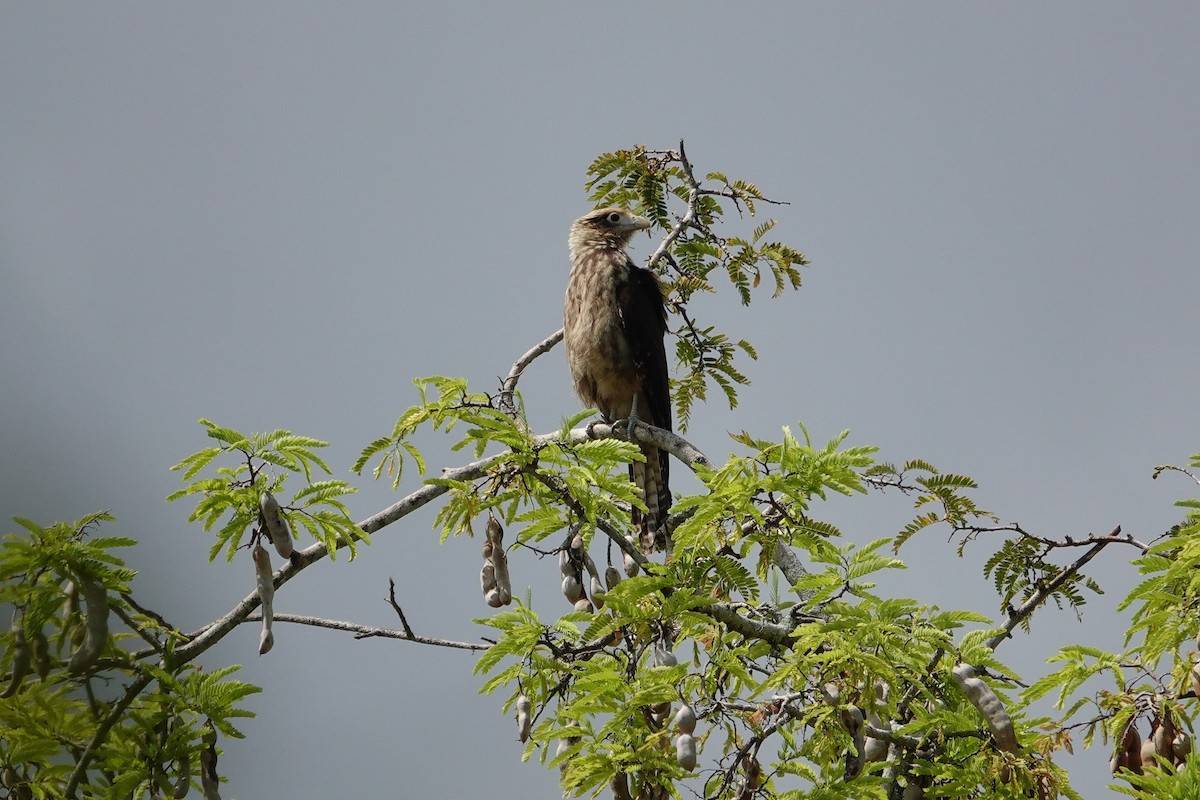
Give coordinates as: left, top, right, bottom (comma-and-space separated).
564, 207, 672, 551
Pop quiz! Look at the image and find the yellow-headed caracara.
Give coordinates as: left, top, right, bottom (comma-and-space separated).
564, 207, 672, 552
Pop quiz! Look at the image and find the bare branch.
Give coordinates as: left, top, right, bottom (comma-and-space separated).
386, 577, 415, 638
957, 522, 1149, 554
244, 612, 487, 652
497, 328, 564, 428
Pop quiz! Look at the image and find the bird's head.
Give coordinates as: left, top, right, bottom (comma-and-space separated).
569, 207, 652, 250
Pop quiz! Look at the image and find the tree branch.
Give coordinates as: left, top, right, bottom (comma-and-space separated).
497, 328, 564, 429
985, 531, 1117, 651
243, 612, 488, 652
65, 670, 154, 798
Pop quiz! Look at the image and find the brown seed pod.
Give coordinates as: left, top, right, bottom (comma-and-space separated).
487, 516, 512, 606
1154, 712, 1177, 762
562, 574, 584, 604
1140, 734, 1159, 770
200, 724, 221, 800
555, 737, 575, 774
2, 619, 30, 699
589, 574, 606, 609
30, 626, 50, 680
605, 566, 622, 591
173, 753, 191, 799
252, 544, 275, 655
1173, 732, 1192, 765
259, 491, 293, 559
951, 664, 1019, 753
841, 704, 866, 780
672, 703, 696, 734
62, 581, 85, 647
1111, 721, 1142, 775
572, 598, 593, 614
480, 561, 496, 594
485, 588, 503, 608
68, 575, 110, 675
654, 643, 677, 668
515, 694, 532, 743
610, 772, 632, 800
622, 537, 640, 578
675, 733, 697, 770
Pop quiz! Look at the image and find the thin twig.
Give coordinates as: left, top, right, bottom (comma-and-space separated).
243, 612, 487, 652
386, 578, 415, 638
497, 328, 564, 429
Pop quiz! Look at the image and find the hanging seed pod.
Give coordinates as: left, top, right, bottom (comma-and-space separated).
653, 642, 677, 668
589, 574, 606, 609
2, 617, 30, 698
1173, 732, 1192, 764
675, 733, 697, 770
650, 701, 672, 725
485, 589, 503, 608
200, 724, 221, 800
481, 561, 497, 594
252, 544, 275, 655
821, 683, 841, 705
555, 737, 576, 774
259, 491, 293, 559
864, 712, 888, 762
572, 598, 593, 614
902, 781, 924, 800
1191, 662, 1200, 698
29, 626, 50, 680
487, 516, 512, 606
68, 575, 110, 675
1154, 712, 1177, 762
581, 550, 601, 581
172, 753, 191, 799
515, 694, 532, 743
951, 664, 1019, 753
622, 535, 640, 577
605, 566, 621, 591
673, 703, 696, 734
558, 547, 573, 577
610, 772, 632, 800
841, 705, 866, 780
562, 574, 584, 604
1111, 721, 1142, 775
1140, 734, 1159, 770
62, 581, 85, 648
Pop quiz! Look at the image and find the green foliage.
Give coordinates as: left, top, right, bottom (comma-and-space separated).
1113, 754, 1200, 799
168, 418, 361, 561
0, 513, 259, 798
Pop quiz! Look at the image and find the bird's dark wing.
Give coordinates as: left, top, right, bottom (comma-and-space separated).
616, 262, 671, 433
617, 262, 673, 549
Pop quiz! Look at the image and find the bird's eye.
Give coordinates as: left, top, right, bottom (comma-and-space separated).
606, 212, 622, 224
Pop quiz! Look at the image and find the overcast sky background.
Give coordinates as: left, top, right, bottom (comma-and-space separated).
2, 4, 1198, 798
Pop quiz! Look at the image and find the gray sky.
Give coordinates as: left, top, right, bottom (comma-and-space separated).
2, 4, 1198, 798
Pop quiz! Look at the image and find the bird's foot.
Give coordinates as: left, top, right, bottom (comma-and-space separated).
615, 396, 643, 443
585, 419, 607, 440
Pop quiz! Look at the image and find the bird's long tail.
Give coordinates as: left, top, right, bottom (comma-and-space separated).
631, 443, 671, 552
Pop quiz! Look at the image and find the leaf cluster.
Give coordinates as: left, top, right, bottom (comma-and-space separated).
168, 418, 360, 561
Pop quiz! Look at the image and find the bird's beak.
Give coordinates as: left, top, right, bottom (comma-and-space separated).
628, 215, 651, 232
